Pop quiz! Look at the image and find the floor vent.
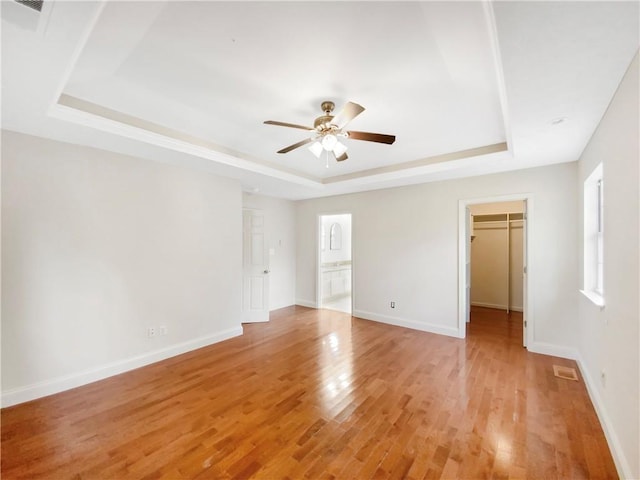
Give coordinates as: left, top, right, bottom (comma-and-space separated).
553, 365, 579, 381
15, 0, 43, 12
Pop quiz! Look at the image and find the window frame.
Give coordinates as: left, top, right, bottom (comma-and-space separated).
581, 163, 605, 307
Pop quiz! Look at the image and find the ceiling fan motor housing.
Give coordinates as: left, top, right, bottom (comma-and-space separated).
314, 101, 336, 131
314, 115, 335, 130
313, 101, 337, 131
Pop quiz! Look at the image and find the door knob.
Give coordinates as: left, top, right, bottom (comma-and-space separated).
264, 269, 270, 274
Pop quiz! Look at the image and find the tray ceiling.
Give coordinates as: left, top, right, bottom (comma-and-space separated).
2, 1, 638, 198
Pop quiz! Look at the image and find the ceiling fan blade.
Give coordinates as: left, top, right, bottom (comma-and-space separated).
335, 152, 348, 162
277, 137, 314, 154
347, 130, 396, 144
331, 102, 365, 129
264, 120, 314, 131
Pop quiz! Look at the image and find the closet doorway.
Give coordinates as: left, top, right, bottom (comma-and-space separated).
318, 214, 352, 314
458, 197, 530, 347
470, 202, 524, 314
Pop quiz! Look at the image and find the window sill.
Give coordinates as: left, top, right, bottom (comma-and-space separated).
580, 289, 605, 308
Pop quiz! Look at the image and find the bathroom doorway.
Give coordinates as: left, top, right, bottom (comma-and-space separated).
318, 214, 352, 314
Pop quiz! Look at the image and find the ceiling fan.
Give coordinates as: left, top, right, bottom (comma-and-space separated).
264, 101, 395, 163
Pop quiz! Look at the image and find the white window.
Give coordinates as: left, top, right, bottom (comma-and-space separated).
581, 163, 604, 306
595, 178, 604, 294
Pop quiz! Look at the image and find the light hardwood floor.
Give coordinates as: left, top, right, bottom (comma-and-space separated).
1, 306, 617, 479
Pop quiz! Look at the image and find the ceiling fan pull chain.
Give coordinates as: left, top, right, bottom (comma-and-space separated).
325, 150, 329, 168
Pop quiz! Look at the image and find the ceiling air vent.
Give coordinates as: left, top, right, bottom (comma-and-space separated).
15, 0, 43, 12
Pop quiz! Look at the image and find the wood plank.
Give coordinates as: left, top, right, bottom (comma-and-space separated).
1, 306, 618, 479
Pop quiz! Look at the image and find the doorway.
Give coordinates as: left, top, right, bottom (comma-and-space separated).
470, 203, 524, 313
469, 202, 525, 344
458, 195, 531, 346
318, 214, 352, 314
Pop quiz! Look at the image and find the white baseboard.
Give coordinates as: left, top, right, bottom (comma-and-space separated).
471, 301, 523, 312
525, 344, 632, 477
575, 355, 633, 479
269, 302, 296, 312
1, 326, 243, 408
353, 309, 459, 338
527, 341, 578, 360
295, 299, 317, 308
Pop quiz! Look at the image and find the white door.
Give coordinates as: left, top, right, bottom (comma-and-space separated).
242, 209, 269, 323
522, 202, 528, 347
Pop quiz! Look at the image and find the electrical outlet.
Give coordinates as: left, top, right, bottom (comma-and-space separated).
148, 327, 156, 338
390, 301, 395, 308
159, 326, 168, 336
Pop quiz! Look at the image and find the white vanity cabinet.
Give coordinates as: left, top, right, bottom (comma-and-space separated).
321, 263, 352, 301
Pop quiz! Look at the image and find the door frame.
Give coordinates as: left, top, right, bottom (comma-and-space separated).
458, 193, 533, 345
316, 212, 353, 311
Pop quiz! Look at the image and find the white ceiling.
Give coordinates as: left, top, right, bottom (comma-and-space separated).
2, 1, 638, 200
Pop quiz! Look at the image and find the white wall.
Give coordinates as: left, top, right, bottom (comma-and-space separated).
296, 162, 578, 349
242, 192, 296, 311
576, 52, 639, 479
2, 131, 243, 406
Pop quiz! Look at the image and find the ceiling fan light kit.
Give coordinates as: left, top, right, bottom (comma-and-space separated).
332, 140, 348, 158
264, 100, 396, 165
308, 141, 324, 158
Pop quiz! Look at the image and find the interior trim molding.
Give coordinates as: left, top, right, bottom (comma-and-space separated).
1, 326, 243, 408
482, 1, 513, 151
269, 302, 297, 312
526, 341, 578, 360
51, 94, 511, 190
52, 94, 321, 188
295, 299, 318, 309
323, 142, 508, 184
353, 309, 460, 338
576, 354, 632, 479
471, 301, 523, 312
